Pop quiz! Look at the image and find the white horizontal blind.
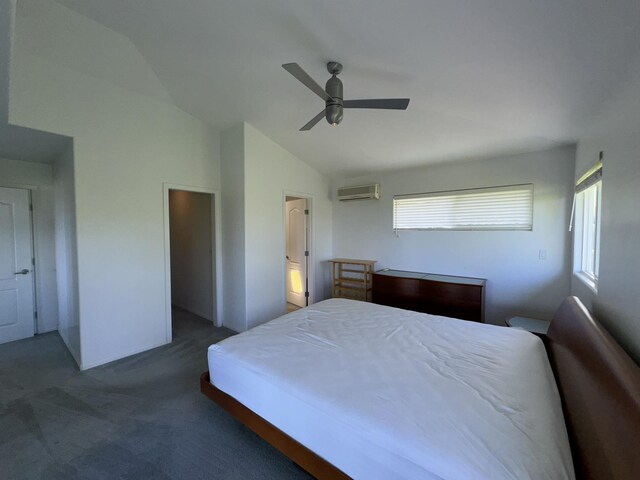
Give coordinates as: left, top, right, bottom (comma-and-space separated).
575, 160, 602, 194
393, 184, 533, 231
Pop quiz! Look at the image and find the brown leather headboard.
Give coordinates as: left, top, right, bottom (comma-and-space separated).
546, 297, 640, 480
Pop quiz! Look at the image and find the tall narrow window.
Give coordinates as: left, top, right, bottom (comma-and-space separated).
572, 154, 603, 291
393, 184, 533, 231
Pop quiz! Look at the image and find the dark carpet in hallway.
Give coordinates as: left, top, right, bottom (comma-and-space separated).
0, 309, 311, 479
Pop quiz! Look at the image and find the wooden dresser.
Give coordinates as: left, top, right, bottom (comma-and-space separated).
372, 269, 486, 322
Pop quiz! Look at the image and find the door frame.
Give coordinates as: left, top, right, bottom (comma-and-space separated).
0, 184, 38, 334
282, 190, 314, 307
163, 183, 222, 342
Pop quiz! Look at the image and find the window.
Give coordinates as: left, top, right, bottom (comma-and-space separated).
579, 183, 601, 279
572, 157, 603, 291
393, 184, 533, 231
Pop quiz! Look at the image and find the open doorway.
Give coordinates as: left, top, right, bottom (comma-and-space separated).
166, 187, 219, 340
0, 187, 36, 345
284, 195, 310, 313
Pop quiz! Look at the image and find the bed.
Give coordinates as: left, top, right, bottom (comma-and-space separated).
201, 297, 640, 479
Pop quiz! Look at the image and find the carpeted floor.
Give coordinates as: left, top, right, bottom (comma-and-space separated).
0, 309, 311, 479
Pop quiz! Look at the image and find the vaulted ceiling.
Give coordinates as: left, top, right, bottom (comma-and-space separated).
53, 0, 640, 176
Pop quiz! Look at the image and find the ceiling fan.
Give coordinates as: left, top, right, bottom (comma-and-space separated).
282, 62, 410, 131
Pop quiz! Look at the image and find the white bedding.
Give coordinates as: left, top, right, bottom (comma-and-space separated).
208, 299, 574, 480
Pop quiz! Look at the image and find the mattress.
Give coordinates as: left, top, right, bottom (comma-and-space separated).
208, 298, 574, 480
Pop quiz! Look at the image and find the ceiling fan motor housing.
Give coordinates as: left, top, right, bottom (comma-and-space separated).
325, 73, 344, 125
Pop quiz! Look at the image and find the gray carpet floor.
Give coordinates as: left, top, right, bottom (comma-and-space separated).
0, 309, 311, 479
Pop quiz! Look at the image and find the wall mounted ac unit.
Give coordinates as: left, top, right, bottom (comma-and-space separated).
337, 184, 380, 201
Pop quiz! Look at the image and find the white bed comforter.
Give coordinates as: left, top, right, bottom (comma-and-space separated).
208, 299, 574, 480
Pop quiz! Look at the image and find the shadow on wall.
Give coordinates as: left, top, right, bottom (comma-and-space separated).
489, 271, 572, 325
0, 123, 70, 163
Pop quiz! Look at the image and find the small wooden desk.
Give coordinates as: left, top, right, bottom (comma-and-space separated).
329, 259, 377, 302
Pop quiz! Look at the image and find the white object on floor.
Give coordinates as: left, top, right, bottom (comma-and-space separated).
208, 299, 574, 480
507, 316, 551, 335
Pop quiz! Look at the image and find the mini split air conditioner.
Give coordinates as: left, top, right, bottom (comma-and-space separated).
337, 184, 380, 201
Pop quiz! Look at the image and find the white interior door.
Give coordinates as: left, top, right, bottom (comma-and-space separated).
0, 187, 35, 344
285, 198, 307, 307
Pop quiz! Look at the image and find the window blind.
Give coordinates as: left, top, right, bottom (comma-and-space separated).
393, 184, 534, 231
575, 159, 603, 194
570, 151, 603, 231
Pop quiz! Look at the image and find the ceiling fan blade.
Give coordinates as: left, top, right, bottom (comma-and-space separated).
282, 63, 331, 102
343, 98, 410, 110
300, 110, 326, 131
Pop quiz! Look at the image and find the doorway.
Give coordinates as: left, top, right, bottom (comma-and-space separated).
164, 185, 221, 341
0, 187, 36, 345
285, 196, 310, 312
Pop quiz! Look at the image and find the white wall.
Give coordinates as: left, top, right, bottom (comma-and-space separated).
0, 0, 13, 123
333, 146, 576, 325
572, 56, 640, 362
9, 0, 220, 369
220, 123, 246, 333
53, 143, 80, 363
244, 123, 332, 329
220, 122, 333, 331
0, 157, 59, 333
169, 190, 214, 321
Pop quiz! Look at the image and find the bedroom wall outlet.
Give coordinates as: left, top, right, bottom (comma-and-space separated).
539, 249, 547, 260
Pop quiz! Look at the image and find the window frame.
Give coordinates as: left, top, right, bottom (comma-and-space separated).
573, 180, 602, 291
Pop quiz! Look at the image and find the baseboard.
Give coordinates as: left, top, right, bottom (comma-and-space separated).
172, 303, 213, 322
57, 330, 82, 369
79, 339, 169, 371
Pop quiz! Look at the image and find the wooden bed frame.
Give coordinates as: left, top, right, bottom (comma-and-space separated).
200, 296, 640, 479
545, 297, 640, 479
